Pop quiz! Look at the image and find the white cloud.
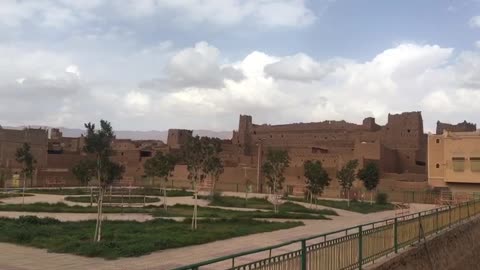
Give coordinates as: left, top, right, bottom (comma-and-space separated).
470, 16, 480, 28
0, 0, 317, 29
160, 41, 244, 88
124, 91, 151, 116
65, 65, 81, 77
3, 40, 480, 133
264, 53, 335, 81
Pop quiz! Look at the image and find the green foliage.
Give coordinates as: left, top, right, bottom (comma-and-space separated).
357, 162, 380, 191
201, 137, 224, 185
375, 192, 388, 205
143, 152, 177, 184
262, 149, 290, 193
15, 143, 37, 183
336, 159, 359, 192
65, 196, 160, 204
72, 159, 96, 185
304, 160, 331, 197
153, 204, 332, 219
181, 135, 207, 185
83, 120, 124, 187
205, 195, 336, 216
0, 217, 302, 259
289, 197, 394, 214
181, 136, 224, 187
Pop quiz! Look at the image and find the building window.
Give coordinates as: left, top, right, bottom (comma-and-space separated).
452, 157, 465, 172
436, 163, 440, 169
471, 157, 480, 172
436, 139, 440, 144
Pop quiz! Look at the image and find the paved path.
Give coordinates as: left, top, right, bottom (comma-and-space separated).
0, 201, 436, 270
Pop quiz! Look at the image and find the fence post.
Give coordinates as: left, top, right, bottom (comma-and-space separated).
448, 205, 452, 228
435, 208, 439, 233
301, 239, 307, 270
467, 201, 470, 219
358, 225, 363, 270
394, 218, 398, 253
418, 212, 422, 242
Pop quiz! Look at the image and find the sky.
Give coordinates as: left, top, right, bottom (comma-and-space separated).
1, 0, 480, 132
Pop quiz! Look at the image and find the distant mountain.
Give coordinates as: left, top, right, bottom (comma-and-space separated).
2, 126, 232, 141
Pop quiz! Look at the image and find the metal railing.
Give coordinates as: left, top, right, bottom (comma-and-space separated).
173, 200, 480, 270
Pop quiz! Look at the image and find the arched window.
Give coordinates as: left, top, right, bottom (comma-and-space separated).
436, 163, 440, 169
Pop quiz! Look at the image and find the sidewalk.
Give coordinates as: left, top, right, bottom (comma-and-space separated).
0, 203, 436, 270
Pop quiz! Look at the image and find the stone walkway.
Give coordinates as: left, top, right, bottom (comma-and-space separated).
0, 194, 436, 270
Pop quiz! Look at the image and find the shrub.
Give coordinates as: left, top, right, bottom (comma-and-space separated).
376, 193, 388, 205
211, 191, 222, 202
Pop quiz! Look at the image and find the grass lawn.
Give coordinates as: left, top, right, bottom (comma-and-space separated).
205, 195, 337, 216
65, 196, 160, 204
0, 202, 152, 213
152, 204, 330, 220
0, 216, 303, 259
0, 193, 34, 199
28, 188, 193, 197
0, 202, 330, 220
289, 197, 395, 214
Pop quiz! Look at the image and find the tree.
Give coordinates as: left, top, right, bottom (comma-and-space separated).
337, 159, 359, 207
83, 120, 124, 242
200, 137, 223, 196
72, 159, 96, 185
262, 149, 289, 213
0, 167, 12, 190
15, 143, 36, 204
304, 160, 331, 208
144, 152, 176, 211
357, 162, 380, 204
182, 135, 207, 230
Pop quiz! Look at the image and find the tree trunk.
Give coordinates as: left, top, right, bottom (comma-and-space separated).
163, 178, 168, 211
347, 189, 350, 207
192, 181, 198, 230
22, 172, 26, 205
96, 187, 105, 242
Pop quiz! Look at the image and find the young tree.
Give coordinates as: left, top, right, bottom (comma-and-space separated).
304, 160, 331, 208
357, 162, 380, 204
72, 159, 96, 185
0, 167, 12, 190
337, 159, 359, 207
15, 143, 36, 204
83, 120, 124, 242
262, 149, 290, 213
143, 152, 176, 211
201, 137, 224, 196
182, 135, 206, 230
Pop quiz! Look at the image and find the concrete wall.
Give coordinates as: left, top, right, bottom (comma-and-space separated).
371, 216, 480, 270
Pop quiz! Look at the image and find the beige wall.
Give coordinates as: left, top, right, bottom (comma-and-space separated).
428, 132, 480, 188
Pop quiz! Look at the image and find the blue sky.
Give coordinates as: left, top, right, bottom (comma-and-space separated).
1, 0, 480, 132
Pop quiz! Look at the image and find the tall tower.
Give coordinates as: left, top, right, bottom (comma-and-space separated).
167, 129, 193, 149
238, 115, 252, 155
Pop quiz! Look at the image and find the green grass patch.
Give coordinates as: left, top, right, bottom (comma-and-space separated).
28, 188, 193, 197
205, 195, 273, 209
0, 203, 329, 219
0, 202, 152, 213
28, 188, 90, 195
289, 198, 395, 214
152, 204, 330, 220
0, 216, 302, 259
64, 196, 160, 204
204, 195, 337, 216
0, 193, 34, 199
